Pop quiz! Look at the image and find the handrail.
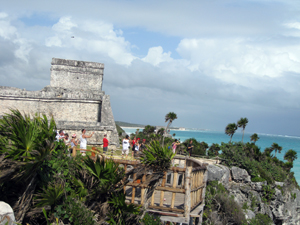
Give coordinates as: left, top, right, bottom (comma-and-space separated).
77, 153, 208, 224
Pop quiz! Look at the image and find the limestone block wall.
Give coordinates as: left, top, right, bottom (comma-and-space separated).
0, 58, 119, 147
50, 58, 104, 91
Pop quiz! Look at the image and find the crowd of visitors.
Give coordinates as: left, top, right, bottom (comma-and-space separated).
56, 129, 110, 156
56, 129, 194, 158
121, 135, 147, 159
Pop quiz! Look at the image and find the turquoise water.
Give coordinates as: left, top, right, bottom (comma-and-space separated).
123, 128, 300, 183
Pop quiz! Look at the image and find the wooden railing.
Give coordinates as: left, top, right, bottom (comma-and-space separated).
110, 156, 208, 224
71, 148, 208, 223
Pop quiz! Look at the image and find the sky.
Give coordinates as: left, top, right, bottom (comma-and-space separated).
1, 0, 300, 136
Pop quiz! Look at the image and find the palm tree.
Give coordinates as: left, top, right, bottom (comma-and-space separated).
157, 128, 165, 136
271, 143, 282, 158
225, 123, 238, 143
284, 149, 297, 163
165, 112, 177, 133
237, 117, 248, 143
162, 112, 177, 147
250, 133, 259, 144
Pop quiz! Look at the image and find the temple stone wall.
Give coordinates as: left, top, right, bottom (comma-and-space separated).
50, 58, 104, 91
0, 58, 119, 147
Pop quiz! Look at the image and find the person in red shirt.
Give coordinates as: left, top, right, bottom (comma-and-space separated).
103, 134, 109, 154
131, 137, 136, 158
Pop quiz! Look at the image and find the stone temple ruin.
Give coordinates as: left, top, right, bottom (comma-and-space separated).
0, 58, 119, 147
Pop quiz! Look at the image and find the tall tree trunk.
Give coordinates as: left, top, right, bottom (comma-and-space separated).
162, 121, 172, 147
242, 129, 245, 143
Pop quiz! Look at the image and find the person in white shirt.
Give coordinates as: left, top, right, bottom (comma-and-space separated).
122, 135, 130, 158
56, 130, 64, 142
80, 129, 94, 156
133, 139, 141, 158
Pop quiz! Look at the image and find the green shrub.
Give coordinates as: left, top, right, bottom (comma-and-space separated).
251, 177, 265, 182
262, 185, 275, 203
54, 196, 96, 225
142, 212, 162, 225
248, 213, 272, 225
203, 181, 246, 225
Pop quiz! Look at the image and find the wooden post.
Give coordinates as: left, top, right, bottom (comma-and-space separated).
123, 164, 127, 194
184, 160, 192, 221
72, 147, 77, 157
151, 191, 155, 206
171, 171, 178, 208
160, 172, 167, 206
131, 168, 137, 204
141, 174, 146, 204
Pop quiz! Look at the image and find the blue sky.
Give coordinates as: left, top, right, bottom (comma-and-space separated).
1, 0, 300, 136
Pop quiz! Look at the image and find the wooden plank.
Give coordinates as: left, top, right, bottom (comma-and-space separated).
141, 174, 146, 204
160, 172, 167, 206
151, 191, 155, 206
170, 167, 186, 172
123, 164, 127, 194
131, 168, 137, 204
191, 185, 205, 192
156, 186, 185, 193
147, 209, 184, 218
184, 160, 192, 219
171, 172, 178, 208
148, 205, 185, 213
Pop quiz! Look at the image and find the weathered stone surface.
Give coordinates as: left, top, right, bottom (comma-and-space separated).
209, 165, 300, 225
0, 58, 119, 147
275, 181, 284, 187
0, 201, 15, 225
250, 181, 267, 191
231, 166, 251, 182
207, 164, 230, 185
244, 209, 255, 220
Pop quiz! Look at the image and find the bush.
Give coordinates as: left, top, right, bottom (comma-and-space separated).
203, 181, 246, 225
251, 177, 265, 182
142, 212, 162, 225
248, 213, 272, 225
182, 138, 207, 156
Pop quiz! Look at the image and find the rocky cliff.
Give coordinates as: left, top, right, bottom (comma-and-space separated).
207, 164, 300, 225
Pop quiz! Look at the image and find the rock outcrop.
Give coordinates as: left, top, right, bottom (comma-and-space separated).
0, 201, 16, 225
207, 164, 300, 225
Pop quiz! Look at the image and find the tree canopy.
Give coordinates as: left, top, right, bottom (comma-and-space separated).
225, 123, 238, 142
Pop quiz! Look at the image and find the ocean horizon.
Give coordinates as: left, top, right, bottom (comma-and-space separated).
122, 127, 300, 184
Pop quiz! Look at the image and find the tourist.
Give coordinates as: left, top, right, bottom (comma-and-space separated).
80, 129, 94, 156
131, 136, 137, 156
70, 134, 79, 153
187, 140, 194, 156
122, 135, 130, 158
140, 139, 146, 152
64, 133, 71, 147
103, 134, 109, 154
133, 139, 141, 158
56, 130, 64, 141
172, 139, 180, 154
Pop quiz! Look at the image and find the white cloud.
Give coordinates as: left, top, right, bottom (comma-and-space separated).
45, 17, 135, 65
176, 37, 300, 86
0, 13, 17, 40
142, 46, 172, 66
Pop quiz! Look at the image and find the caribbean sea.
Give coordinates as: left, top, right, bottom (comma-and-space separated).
122, 128, 300, 184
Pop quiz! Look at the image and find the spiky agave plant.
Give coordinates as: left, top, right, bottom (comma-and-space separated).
0, 109, 59, 223
140, 140, 175, 172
